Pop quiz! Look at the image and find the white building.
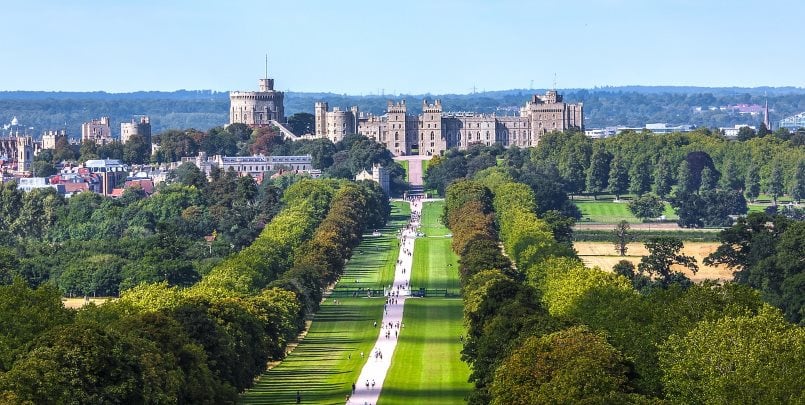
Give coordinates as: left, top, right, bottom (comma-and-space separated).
180, 153, 315, 178
355, 164, 390, 195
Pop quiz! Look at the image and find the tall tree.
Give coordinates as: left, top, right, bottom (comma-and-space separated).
653, 156, 674, 199
699, 166, 718, 192
677, 160, 694, 195
628, 156, 652, 196
720, 159, 744, 191
791, 159, 805, 203
608, 155, 629, 200
766, 163, 784, 206
585, 144, 611, 200
628, 193, 665, 222
745, 163, 761, 203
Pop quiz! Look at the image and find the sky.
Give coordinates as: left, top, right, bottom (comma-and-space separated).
1, 0, 803, 94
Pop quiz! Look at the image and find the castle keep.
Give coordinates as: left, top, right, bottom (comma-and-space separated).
314, 90, 583, 156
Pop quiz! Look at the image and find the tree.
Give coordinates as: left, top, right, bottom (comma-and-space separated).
585, 144, 610, 199
628, 193, 664, 222
677, 160, 694, 195
699, 166, 718, 192
628, 156, 652, 196
757, 122, 772, 137
612, 221, 631, 256
638, 237, 698, 287
737, 126, 757, 141
766, 163, 785, 206
612, 259, 636, 279
286, 112, 315, 135
720, 159, 744, 191
791, 159, 805, 203
122, 134, 151, 164
489, 327, 638, 405
745, 163, 761, 203
608, 155, 629, 200
659, 306, 805, 404
171, 162, 206, 189
654, 156, 674, 198
32, 161, 56, 177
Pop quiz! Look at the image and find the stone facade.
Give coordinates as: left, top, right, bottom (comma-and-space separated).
42, 129, 67, 150
120, 116, 152, 145
314, 90, 583, 156
230, 78, 285, 126
81, 117, 113, 145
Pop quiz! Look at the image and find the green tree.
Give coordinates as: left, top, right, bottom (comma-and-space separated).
737, 125, 757, 141
745, 163, 761, 202
628, 193, 664, 222
286, 112, 315, 135
585, 143, 610, 200
608, 155, 629, 200
628, 156, 652, 196
122, 134, 151, 164
659, 306, 804, 404
489, 327, 639, 405
653, 156, 674, 198
32, 160, 56, 177
638, 237, 698, 286
699, 165, 718, 192
677, 160, 694, 195
791, 159, 805, 203
720, 159, 744, 191
171, 162, 206, 189
765, 163, 785, 205
612, 220, 631, 256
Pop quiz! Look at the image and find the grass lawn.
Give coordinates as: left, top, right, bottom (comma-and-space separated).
240, 202, 410, 405
575, 200, 678, 223
378, 299, 471, 405
421, 159, 429, 174
379, 200, 470, 404
400, 160, 409, 182
418, 200, 449, 237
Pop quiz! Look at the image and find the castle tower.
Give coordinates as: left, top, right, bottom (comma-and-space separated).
314, 101, 329, 137
229, 60, 285, 126
387, 100, 408, 155
420, 99, 444, 156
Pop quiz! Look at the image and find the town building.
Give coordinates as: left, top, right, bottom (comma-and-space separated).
120, 116, 152, 145
720, 125, 756, 139
60, 159, 129, 196
314, 90, 583, 156
355, 164, 390, 195
779, 112, 805, 131
81, 117, 113, 145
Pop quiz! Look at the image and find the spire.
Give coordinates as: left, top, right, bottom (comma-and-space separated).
764, 94, 770, 130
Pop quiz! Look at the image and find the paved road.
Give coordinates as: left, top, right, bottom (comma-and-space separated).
347, 199, 422, 405
394, 156, 430, 187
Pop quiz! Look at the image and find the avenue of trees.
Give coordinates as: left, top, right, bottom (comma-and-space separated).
0, 178, 389, 402
445, 173, 803, 404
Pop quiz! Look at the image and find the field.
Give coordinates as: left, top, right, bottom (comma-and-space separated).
62, 297, 112, 309
574, 241, 733, 281
574, 200, 677, 223
379, 200, 471, 405
240, 202, 410, 404
417, 200, 449, 237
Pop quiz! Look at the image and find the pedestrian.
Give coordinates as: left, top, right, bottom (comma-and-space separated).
371, 379, 375, 389
361, 351, 364, 358
373, 321, 377, 328
366, 379, 369, 388
352, 382, 356, 393
296, 390, 301, 404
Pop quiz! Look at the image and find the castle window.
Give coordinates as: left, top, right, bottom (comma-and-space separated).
430, 131, 434, 140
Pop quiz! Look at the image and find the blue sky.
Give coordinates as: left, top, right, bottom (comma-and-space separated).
1, 0, 802, 93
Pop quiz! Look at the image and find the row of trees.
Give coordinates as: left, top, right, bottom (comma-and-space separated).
0, 178, 389, 402
445, 174, 804, 403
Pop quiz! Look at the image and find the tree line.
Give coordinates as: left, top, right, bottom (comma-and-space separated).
444, 174, 803, 404
0, 178, 389, 402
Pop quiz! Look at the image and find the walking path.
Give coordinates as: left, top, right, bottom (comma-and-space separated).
347, 198, 422, 405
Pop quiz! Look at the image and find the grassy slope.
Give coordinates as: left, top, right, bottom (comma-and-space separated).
379, 201, 471, 405
400, 160, 410, 182
240, 202, 410, 405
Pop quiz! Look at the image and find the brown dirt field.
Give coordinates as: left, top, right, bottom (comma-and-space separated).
62, 297, 113, 309
574, 241, 733, 282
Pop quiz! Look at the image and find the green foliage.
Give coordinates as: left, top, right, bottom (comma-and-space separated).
660, 306, 805, 404
608, 155, 630, 199
490, 327, 639, 405
585, 143, 611, 197
628, 193, 665, 221
745, 163, 761, 202
637, 237, 697, 287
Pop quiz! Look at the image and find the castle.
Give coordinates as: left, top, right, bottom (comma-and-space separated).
229, 75, 285, 126
314, 90, 583, 156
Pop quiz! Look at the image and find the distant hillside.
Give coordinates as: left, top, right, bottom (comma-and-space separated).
1, 86, 804, 138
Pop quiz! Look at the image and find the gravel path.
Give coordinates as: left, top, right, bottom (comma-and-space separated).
347, 199, 421, 405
